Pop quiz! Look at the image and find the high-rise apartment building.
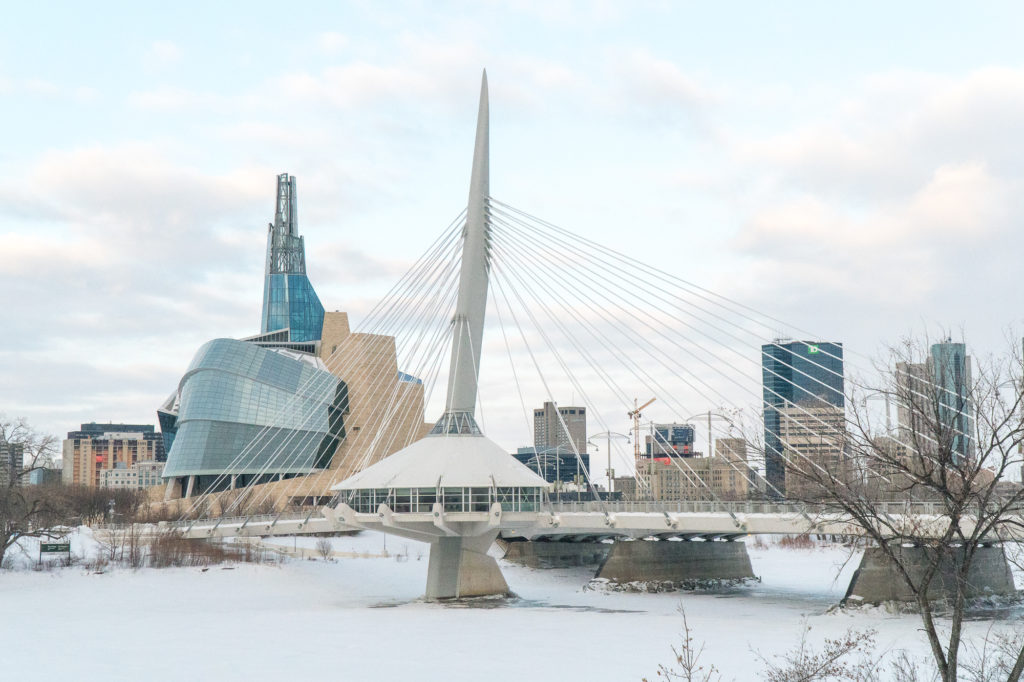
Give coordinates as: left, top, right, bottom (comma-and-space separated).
62, 425, 162, 487
0, 438, 24, 488
762, 340, 845, 497
896, 340, 973, 463
533, 402, 587, 453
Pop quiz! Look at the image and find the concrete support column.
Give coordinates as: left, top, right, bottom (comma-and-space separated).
184, 475, 196, 500
163, 476, 181, 502
844, 544, 1016, 604
425, 531, 509, 600
230, 475, 237, 491
596, 538, 755, 585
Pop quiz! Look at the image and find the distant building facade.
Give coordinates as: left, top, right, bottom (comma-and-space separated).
62, 426, 161, 487
512, 446, 590, 485
0, 438, 24, 488
28, 468, 62, 486
645, 423, 696, 457
101, 460, 165, 490
762, 340, 844, 497
635, 452, 751, 502
776, 402, 847, 500
533, 402, 587, 453
896, 340, 973, 463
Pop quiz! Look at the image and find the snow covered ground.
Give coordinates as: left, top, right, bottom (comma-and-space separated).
1, 531, 1019, 681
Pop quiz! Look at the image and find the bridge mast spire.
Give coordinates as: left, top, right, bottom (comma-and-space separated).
445, 69, 490, 418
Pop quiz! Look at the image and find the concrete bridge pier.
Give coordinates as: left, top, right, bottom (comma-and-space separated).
425, 531, 510, 601
844, 544, 1017, 605
500, 538, 611, 568
595, 537, 756, 586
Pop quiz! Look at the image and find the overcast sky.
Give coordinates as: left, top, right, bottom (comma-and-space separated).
2, 1, 1022, 445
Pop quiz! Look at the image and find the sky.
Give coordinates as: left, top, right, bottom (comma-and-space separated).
1, 1, 1022, 447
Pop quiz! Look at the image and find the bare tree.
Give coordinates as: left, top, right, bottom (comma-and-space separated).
780, 337, 1024, 682
0, 415, 63, 565
645, 607, 721, 682
315, 538, 333, 560
755, 623, 880, 682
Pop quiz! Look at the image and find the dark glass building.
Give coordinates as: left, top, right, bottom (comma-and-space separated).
761, 340, 844, 497
930, 341, 972, 464
513, 446, 590, 485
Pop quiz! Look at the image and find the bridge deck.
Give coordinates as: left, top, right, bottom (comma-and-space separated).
152, 499, 1003, 542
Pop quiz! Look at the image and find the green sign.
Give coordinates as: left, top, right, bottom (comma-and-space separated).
807, 344, 820, 354
41, 543, 70, 553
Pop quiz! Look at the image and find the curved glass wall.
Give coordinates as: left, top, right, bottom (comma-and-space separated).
163, 338, 346, 479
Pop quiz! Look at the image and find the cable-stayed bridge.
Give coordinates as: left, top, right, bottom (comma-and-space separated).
167, 72, 1022, 602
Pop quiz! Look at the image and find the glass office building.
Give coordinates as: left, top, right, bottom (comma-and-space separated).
930, 341, 972, 463
761, 340, 844, 497
161, 338, 348, 495
513, 446, 590, 485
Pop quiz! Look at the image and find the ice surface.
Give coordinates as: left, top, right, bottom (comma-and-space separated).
0, 532, 1017, 681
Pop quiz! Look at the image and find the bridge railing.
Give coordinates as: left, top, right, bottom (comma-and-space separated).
543, 500, 943, 516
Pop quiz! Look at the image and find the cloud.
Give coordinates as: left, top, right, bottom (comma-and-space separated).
127, 86, 230, 111
604, 49, 716, 135
723, 68, 1024, 333
316, 31, 348, 55
145, 40, 182, 70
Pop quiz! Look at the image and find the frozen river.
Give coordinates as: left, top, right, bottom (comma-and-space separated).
1, 530, 1019, 680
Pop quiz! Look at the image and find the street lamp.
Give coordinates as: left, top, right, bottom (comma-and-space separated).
588, 431, 629, 495
861, 390, 893, 434
683, 410, 740, 459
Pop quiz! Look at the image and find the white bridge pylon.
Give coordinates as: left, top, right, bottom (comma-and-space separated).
329, 70, 550, 600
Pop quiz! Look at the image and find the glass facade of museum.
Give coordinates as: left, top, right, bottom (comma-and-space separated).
260, 273, 325, 343
162, 338, 347, 481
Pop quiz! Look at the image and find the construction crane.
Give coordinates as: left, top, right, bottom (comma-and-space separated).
627, 397, 656, 458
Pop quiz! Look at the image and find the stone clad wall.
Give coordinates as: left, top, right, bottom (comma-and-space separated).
596, 539, 755, 583
844, 545, 1016, 604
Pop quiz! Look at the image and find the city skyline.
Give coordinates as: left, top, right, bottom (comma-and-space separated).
1, 2, 1022, 444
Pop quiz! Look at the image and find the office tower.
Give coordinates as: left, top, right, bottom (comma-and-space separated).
762, 340, 845, 497
533, 401, 587, 453
897, 340, 972, 463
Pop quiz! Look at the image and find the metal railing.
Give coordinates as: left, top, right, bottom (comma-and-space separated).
542, 500, 945, 516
